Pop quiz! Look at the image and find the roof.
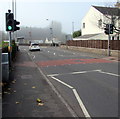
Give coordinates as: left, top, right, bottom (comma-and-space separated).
73, 33, 108, 40
93, 6, 120, 16
75, 33, 99, 39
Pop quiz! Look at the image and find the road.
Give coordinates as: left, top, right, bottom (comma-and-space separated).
21, 46, 118, 118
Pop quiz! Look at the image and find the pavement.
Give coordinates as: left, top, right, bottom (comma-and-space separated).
2, 50, 73, 118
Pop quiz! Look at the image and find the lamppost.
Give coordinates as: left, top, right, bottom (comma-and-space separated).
26, 26, 32, 44
46, 19, 54, 46
72, 21, 74, 39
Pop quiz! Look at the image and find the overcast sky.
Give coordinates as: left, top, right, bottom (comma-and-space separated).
1, 0, 115, 34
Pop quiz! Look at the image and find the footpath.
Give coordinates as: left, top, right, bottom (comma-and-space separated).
2, 50, 73, 118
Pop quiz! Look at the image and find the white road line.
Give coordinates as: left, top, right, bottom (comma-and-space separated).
50, 76, 91, 118
48, 74, 59, 77
33, 55, 35, 59
73, 89, 91, 118
48, 69, 119, 77
48, 70, 101, 77
71, 70, 101, 75
28, 52, 35, 59
27, 52, 77, 117
98, 70, 119, 77
28, 52, 30, 56
51, 76, 74, 89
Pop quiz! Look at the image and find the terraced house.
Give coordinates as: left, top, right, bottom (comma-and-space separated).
74, 5, 120, 40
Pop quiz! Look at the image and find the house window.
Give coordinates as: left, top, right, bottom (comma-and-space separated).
111, 16, 116, 26
112, 36, 114, 40
117, 36, 119, 40
98, 19, 102, 28
83, 23, 85, 28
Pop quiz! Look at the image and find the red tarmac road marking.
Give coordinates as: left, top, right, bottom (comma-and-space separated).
36, 58, 113, 67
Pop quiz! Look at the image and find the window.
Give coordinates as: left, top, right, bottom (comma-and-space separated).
98, 19, 102, 28
83, 23, 85, 28
112, 36, 114, 40
117, 36, 119, 40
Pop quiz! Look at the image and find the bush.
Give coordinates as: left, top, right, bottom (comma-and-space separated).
2, 40, 17, 61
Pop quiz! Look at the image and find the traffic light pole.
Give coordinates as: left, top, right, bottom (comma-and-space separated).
108, 24, 111, 56
8, 31, 12, 68
108, 34, 111, 56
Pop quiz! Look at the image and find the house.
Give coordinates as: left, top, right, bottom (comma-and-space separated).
74, 6, 120, 40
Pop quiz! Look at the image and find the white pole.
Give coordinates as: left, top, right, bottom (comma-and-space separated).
72, 22, 74, 39
12, 0, 14, 14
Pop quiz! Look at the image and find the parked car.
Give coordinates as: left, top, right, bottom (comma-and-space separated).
2, 53, 9, 82
29, 43, 40, 51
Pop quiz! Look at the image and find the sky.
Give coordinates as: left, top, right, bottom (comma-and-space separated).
0, 0, 116, 34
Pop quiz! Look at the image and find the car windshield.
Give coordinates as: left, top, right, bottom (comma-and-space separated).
31, 44, 39, 46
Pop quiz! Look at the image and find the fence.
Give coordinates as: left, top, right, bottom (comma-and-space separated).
67, 40, 120, 50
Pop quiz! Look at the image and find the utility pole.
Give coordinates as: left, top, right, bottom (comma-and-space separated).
104, 24, 114, 56
46, 19, 54, 46
72, 21, 74, 39
50, 27, 53, 46
108, 24, 111, 56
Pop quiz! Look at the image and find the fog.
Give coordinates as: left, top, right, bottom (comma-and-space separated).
17, 21, 66, 43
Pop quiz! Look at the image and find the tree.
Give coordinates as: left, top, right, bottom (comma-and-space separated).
73, 30, 81, 38
115, 1, 120, 8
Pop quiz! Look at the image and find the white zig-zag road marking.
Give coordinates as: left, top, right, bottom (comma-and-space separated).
50, 76, 91, 118
27, 52, 77, 117
98, 70, 120, 77
48, 70, 101, 77
48, 69, 119, 77
51, 76, 73, 89
73, 89, 91, 118
48, 69, 119, 118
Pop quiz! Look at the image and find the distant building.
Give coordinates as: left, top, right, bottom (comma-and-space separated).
31, 40, 44, 44
44, 38, 52, 44
44, 37, 61, 46
74, 6, 120, 40
17, 37, 25, 44
52, 37, 61, 46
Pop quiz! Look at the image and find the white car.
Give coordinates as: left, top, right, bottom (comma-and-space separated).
29, 43, 40, 51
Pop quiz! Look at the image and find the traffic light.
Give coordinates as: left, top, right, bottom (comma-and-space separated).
104, 24, 114, 35
14, 20, 20, 31
6, 13, 14, 31
104, 24, 109, 35
109, 24, 114, 34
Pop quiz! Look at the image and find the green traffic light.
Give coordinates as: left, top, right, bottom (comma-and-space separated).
8, 26, 12, 30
